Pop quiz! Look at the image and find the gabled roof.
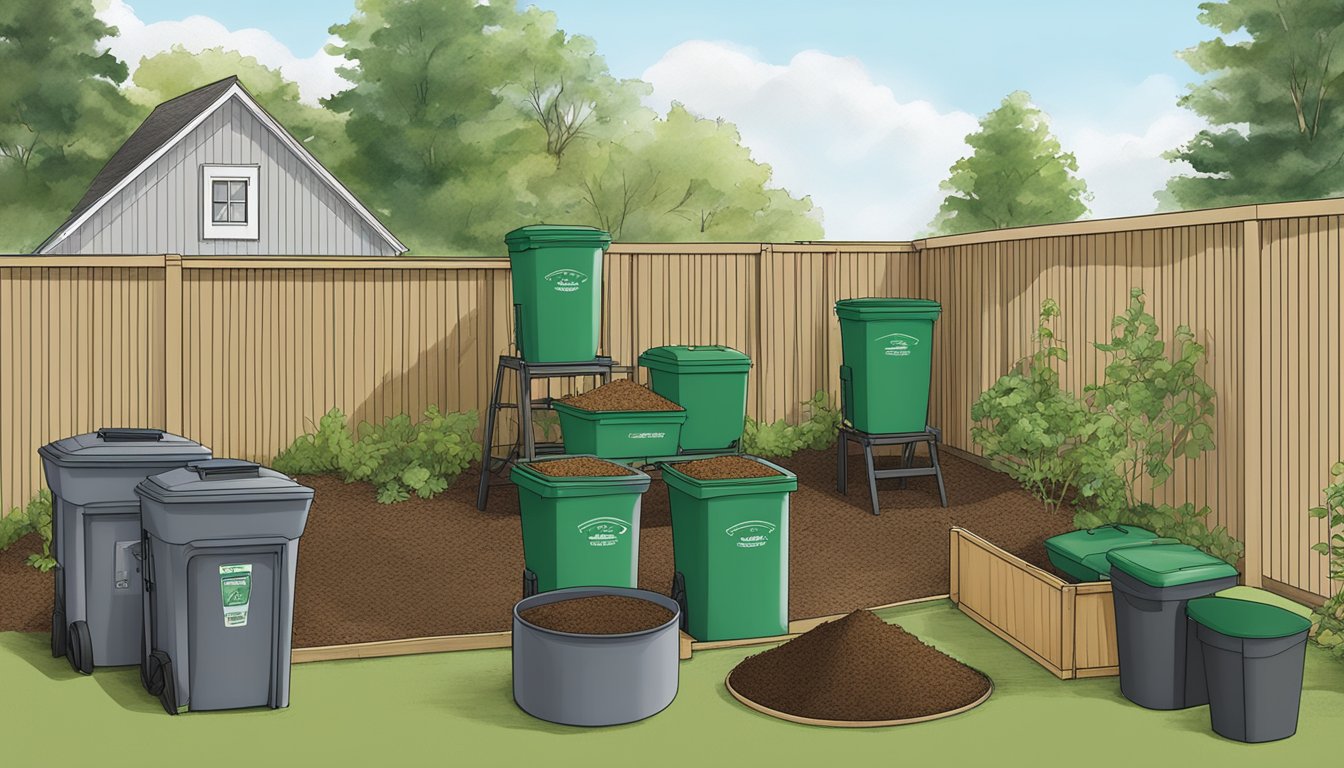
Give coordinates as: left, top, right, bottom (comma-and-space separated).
37, 76, 406, 254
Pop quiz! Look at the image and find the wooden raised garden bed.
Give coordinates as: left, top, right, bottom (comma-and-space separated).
949, 527, 1118, 680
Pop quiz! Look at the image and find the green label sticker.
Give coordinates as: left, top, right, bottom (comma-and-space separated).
220, 564, 252, 628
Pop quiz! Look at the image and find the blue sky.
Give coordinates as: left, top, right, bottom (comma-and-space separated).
103, 0, 1224, 238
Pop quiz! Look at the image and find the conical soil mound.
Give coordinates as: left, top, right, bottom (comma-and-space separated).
727, 609, 991, 723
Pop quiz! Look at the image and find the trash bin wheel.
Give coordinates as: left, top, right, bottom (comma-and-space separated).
522, 568, 539, 599
66, 620, 93, 675
51, 606, 66, 658
145, 651, 177, 715
671, 572, 688, 632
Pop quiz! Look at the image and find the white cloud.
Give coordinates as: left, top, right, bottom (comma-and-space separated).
643, 41, 978, 239
94, 0, 346, 105
644, 45, 1207, 238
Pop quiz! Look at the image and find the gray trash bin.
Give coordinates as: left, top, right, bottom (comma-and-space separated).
1105, 543, 1239, 710
136, 459, 313, 714
38, 428, 211, 674
1186, 597, 1312, 743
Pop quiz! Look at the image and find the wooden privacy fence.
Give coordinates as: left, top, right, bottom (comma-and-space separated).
0, 198, 1341, 602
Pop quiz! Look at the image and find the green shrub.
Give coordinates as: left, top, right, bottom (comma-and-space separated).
742, 391, 842, 458
0, 489, 55, 572
274, 406, 481, 503
970, 299, 1124, 515
1309, 462, 1344, 661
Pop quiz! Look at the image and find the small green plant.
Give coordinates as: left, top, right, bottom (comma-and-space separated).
0, 489, 55, 572
1085, 288, 1217, 509
1308, 462, 1344, 660
274, 406, 481, 503
742, 391, 842, 458
970, 299, 1123, 515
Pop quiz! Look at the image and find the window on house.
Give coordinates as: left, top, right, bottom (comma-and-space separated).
212, 180, 248, 223
201, 165, 259, 240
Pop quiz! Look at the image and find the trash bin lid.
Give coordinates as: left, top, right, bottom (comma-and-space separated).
136, 459, 315, 504
1213, 586, 1316, 620
835, 297, 941, 321
1045, 524, 1160, 563
39, 428, 211, 467
1186, 597, 1312, 639
1076, 539, 1181, 579
1105, 543, 1238, 588
638, 345, 752, 373
505, 224, 612, 252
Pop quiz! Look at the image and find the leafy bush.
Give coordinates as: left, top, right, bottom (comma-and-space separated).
274, 406, 481, 503
1309, 462, 1344, 661
0, 490, 55, 572
1085, 288, 1217, 509
742, 391, 842, 458
970, 299, 1124, 515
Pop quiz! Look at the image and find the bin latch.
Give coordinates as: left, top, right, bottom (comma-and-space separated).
193, 459, 262, 480
114, 540, 141, 590
97, 427, 165, 442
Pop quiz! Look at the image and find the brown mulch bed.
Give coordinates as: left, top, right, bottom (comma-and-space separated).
728, 609, 991, 722
0, 448, 1075, 646
558, 379, 683, 411
667, 455, 783, 480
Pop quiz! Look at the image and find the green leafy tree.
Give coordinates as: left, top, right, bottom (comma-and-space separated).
0, 0, 140, 251
1162, 0, 1344, 209
126, 46, 351, 169
928, 91, 1090, 236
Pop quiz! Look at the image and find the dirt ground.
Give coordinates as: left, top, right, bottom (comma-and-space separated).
0, 448, 1075, 646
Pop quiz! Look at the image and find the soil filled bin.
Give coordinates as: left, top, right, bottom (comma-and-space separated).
505, 224, 611, 363
662, 455, 796, 641
1187, 597, 1312, 743
1044, 525, 1177, 582
511, 456, 652, 595
513, 586, 680, 726
835, 298, 941, 434
638, 345, 752, 451
38, 428, 212, 673
552, 379, 687, 459
137, 460, 313, 714
1105, 543, 1239, 710
727, 609, 991, 726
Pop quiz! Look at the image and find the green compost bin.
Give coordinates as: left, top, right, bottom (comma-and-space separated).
638, 345, 752, 451
661, 456, 796, 641
1044, 525, 1179, 582
505, 225, 612, 363
551, 401, 686, 460
510, 457, 652, 594
835, 298, 942, 434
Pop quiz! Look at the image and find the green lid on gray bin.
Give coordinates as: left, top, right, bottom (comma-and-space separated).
834, 298, 941, 321
1186, 597, 1312, 639
136, 459, 315, 504
504, 224, 612, 252
1105, 543, 1238, 588
638, 345, 752, 374
39, 428, 211, 467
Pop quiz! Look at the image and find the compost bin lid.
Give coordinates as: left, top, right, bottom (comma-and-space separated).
136, 459, 314, 504
505, 224, 612, 252
834, 298, 941, 321
39, 428, 212, 467
638, 345, 752, 373
1077, 538, 1181, 578
1105, 543, 1238, 588
1044, 525, 1161, 564
1186, 597, 1312, 639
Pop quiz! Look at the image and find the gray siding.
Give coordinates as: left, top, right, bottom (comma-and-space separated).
48, 97, 397, 256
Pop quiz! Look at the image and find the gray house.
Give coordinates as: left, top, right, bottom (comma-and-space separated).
37, 76, 406, 256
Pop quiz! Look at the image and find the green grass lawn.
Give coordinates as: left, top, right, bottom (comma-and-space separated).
3, 600, 1340, 766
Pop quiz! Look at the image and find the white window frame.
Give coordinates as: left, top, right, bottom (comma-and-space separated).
201, 164, 260, 240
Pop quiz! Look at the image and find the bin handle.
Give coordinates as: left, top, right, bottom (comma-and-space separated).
192, 459, 262, 480
1085, 523, 1128, 536
97, 427, 165, 442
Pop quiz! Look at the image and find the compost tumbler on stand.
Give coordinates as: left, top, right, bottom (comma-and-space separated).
136, 459, 313, 714
38, 429, 212, 674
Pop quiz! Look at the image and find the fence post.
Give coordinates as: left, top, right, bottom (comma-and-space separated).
1241, 219, 1263, 587
163, 254, 183, 436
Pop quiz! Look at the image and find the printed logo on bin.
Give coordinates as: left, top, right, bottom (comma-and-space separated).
725, 520, 776, 549
627, 431, 666, 439
544, 268, 589, 293
578, 517, 629, 547
876, 332, 919, 358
